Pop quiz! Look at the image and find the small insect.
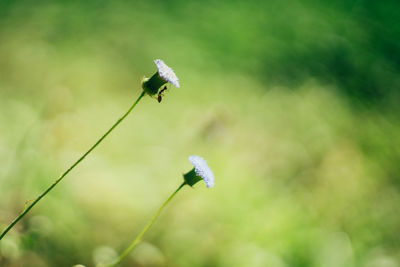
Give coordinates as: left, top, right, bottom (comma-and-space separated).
157, 85, 168, 103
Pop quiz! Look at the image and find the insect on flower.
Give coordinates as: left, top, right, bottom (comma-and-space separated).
141, 59, 180, 98
157, 85, 168, 103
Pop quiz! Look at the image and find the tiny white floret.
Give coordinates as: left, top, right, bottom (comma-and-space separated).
188, 155, 214, 188
154, 59, 180, 88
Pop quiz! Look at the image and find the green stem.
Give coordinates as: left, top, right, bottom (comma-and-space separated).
0, 91, 146, 241
104, 182, 186, 267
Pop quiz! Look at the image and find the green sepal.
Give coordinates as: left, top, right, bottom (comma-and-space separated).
183, 168, 202, 187
141, 72, 167, 96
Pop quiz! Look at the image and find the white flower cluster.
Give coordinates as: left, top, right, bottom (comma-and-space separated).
188, 155, 215, 188
154, 59, 180, 88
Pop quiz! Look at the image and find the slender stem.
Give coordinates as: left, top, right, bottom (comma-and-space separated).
0, 91, 146, 241
104, 182, 186, 267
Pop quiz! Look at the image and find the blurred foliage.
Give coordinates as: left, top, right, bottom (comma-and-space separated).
0, 0, 400, 266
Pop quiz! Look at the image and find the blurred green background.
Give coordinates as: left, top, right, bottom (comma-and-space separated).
1, 0, 400, 266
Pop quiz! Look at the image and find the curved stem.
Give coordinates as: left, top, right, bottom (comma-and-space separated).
0, 91, 146, 241
104, 182, 186, 267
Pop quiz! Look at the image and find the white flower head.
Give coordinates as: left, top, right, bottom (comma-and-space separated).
154, 59, 180, 88
188, 155, 214, 188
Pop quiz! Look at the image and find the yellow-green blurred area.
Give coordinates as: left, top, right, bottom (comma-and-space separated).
1, 0, 400, 266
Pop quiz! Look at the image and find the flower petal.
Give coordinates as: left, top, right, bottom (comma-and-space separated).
188, 155, 214, 188
154, 59, 180, 88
